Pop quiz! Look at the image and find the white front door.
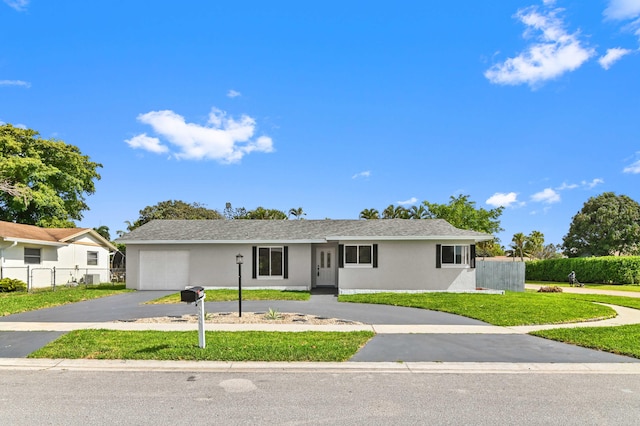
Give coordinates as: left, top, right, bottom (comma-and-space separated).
316, 247, 336, 287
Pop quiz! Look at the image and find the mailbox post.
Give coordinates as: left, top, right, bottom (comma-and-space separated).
180, 286, 206, 348
236, 254, 243, 317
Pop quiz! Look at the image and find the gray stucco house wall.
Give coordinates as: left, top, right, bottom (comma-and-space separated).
117, 219, 492, 294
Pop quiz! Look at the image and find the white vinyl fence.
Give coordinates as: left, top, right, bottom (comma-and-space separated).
476, 260, 525, 292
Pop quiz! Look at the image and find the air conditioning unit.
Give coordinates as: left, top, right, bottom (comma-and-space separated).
84, 274, 101, 284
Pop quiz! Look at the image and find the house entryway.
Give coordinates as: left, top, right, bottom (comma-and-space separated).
315, 246, 337, 289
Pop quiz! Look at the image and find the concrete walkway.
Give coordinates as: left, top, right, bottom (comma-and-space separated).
2, 287, 640, 365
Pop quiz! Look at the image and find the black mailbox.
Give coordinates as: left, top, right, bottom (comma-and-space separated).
180, 286, 205, 303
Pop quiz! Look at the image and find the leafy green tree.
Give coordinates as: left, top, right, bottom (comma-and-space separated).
244, 207, 287, 220
93, 225, 111, 241
476, 239, 505, 257
223, 202, 248, 220
562, 192, 640, 257
130, 200, 222, 230
0, 123, 102, 227
359, 208, 379, 219
422, 195, 504, 235
288, 207, 306, 219
540, 243, 562, 259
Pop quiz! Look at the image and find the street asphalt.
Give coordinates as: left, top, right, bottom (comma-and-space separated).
1, 288, 639, 365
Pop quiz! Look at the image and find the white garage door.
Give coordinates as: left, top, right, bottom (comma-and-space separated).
139, 250, 190, 290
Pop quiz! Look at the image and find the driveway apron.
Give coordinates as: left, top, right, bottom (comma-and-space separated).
0, 291, 638, 363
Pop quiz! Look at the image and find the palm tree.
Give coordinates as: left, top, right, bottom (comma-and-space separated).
93, 226, 111, 241
409, 205, 427, 219
359, 208, 379, 219
288, 207, 306, 220
511, 232, 526, 261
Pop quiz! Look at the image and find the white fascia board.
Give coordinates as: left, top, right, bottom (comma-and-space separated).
325, 235, 493, 242
3, 237, 67, 247
118, 239, 327, 245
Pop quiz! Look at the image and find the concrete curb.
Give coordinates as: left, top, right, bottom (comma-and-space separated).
1, 358, 639, 374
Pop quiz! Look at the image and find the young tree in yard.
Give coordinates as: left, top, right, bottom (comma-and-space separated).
0, 124, 102, 227
129, 200, 222, 230
562, 192, 640, 257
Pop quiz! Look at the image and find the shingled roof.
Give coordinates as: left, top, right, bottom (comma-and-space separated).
0, 220, 116, 250
117, 219, 493, 243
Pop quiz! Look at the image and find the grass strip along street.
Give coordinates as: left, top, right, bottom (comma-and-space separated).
147, 289, 310, 304
28, 330, 374, 362
531, 325, 640, 359
0, 284, 130, 317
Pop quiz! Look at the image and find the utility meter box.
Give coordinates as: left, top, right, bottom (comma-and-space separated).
180, 286, 205, 304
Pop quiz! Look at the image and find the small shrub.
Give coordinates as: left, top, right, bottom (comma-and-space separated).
537, 286, 563, 293
264, 308, 282, 320
0, 278, 27, 293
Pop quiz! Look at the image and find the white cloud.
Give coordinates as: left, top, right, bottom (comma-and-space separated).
604, 0, 640, 21
126, 108, 274, 163
485, 5, 595, 87
556, 182, 578, 190
227, 89, 241, 98
604, 0, 640, 39
0, 80, 31, 88
599, 47, 633, 69
3, 0, 28, 11
125, 133, 169, 154
623, 153, 640, 173
352, 171, 371, 179
582, 178, 604, 189
486, 192, 519, 208
531, 188, 561, 204
397, 197, 418, 206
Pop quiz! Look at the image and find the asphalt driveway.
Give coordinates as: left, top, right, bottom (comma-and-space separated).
1, 291, 638, 363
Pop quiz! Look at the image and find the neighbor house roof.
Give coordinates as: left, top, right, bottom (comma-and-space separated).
0, 221, 116, 250
117, 219, 493, 244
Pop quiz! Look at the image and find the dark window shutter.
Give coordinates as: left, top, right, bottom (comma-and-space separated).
436, 244, 441, 269
373, 244, 378, 268
283, 246, 289, 279
252, 246, 257, 279
338, 244, 344, 268
470, 244, 476, 268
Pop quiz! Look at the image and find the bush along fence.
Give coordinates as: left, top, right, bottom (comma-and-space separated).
0, 266, 121, 291
526, 256, 640, 285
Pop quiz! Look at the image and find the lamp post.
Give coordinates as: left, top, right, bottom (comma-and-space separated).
236, 253, 243, 317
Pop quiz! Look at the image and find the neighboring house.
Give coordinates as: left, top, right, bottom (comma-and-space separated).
117, 219, 493, 293
0, 221, 117, 288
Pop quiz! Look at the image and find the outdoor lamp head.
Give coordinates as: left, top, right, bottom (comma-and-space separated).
236, 253, 244, 264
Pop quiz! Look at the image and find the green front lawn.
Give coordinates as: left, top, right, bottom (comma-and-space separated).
339, 292, 617, 326
28, 329, 374, 362
147, 289, 310, 304
0, 284, 130, 316
532, 325, 640, 359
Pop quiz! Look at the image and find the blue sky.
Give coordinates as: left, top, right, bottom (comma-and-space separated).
1, 0, 639, 247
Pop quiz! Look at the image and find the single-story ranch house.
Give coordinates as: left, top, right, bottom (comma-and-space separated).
118, 219, 492, 294
0, 220, 117, 288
